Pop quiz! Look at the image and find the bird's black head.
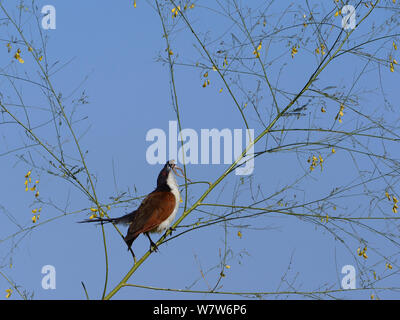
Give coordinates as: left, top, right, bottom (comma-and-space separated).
156, 160, 176, 190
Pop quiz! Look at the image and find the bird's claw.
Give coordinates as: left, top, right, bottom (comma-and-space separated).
150, 242, 158, 252
167, 226, 176, 236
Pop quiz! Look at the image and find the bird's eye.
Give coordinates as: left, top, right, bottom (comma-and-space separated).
167, 160, 175, 168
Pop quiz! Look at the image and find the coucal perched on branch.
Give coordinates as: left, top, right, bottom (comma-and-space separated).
80, 160, 189, 258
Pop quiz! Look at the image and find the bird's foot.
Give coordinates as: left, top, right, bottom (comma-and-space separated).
167, 226, 176, 236
149, 240, 158, 252
145, 232, 159, 252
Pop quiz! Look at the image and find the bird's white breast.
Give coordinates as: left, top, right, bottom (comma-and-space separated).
155, 171, 180, 233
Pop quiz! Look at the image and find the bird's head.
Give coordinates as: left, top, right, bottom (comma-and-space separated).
157, 160, 177, 186
157, 160, 191, 188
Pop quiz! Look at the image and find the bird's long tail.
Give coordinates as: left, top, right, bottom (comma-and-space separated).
78, 217, 117, 224
78, 211, 135, 225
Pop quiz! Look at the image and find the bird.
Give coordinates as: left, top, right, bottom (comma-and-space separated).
79, 160, 186, 257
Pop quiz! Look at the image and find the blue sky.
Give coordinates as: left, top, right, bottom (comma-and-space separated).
0, 0, 400, 300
